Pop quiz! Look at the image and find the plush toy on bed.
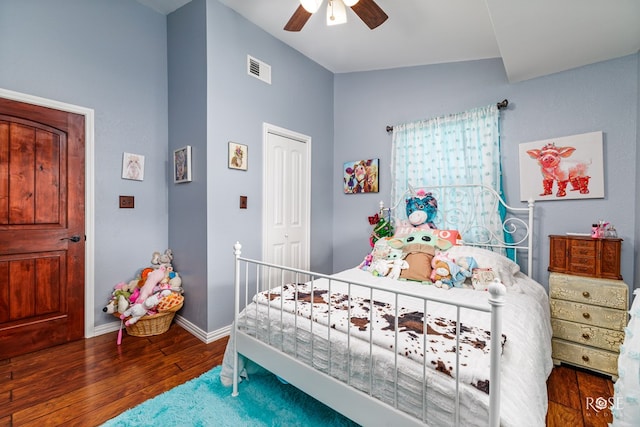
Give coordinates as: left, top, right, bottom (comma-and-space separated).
368, 212, 394, 247
368, 244, 407, 279
405, 188, 438, 228
389, 230, 452, 283
453, 256, 479, 288
431, 253, 453, 288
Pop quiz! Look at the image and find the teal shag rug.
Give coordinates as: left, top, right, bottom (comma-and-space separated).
101, 366, 359, 426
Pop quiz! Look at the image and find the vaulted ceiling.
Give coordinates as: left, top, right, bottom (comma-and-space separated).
138, 0, 640, 82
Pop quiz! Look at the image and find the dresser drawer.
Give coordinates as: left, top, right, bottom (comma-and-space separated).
549, 273, 628, 309
550, 299, 627, 330
570, 240, 596, 257
552, 338, 618, 375
551, 318, 624, 352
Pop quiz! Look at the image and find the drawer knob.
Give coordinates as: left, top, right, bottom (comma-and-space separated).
582, 291, 590, 298
582, 333, 591, 340
582, 312, 591, 319
582, 355, 590, 362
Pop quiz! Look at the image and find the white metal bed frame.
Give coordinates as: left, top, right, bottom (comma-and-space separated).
231, 184, 534, 427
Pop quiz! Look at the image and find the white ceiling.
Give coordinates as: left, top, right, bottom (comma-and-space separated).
139, 0, 640, 82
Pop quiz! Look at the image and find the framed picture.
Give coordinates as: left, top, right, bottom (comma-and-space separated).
173, 146, 192, 183
518, 131, 604, 201
122, 152, 144, 181
228, 142, 248, 171
343, 158, 379, 194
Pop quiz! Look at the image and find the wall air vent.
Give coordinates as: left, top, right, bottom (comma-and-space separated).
247, 55, 271, 85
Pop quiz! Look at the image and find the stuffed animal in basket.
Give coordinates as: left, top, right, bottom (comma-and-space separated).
151, 249, 173, 269
136, 265, 166, 304
120, 302, 148, 327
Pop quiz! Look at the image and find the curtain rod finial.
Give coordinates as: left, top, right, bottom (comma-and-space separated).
386, 125, 393, 133
497, 99, 508, 110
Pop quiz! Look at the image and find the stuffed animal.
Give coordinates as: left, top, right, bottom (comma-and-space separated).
120, 302, 148, 326
387, 258, 409, 280
168, 271, 183, 293
103, 281, 135, 314
453, 256, 478, 288
103, 299, 117, 314
135, 265, 166, 304
151, 249, 173, 268
369, 259, 391, 277
368, 245, 404, 278
405, 188, 438, 228
388, 230, 452, 283
431, 252, 454, 288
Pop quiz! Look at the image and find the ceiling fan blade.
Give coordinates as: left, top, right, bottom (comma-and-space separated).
284, 5, 313, 31
350, 0, 388, 29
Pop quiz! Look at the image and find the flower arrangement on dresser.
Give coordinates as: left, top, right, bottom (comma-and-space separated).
103, 249, 184, 341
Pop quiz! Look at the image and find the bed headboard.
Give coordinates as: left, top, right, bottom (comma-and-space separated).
388, 184, 535, 277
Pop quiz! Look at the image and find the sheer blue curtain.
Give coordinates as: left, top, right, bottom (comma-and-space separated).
391, 104, 504, 244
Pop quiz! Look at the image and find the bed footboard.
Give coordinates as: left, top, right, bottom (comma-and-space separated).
232, 242, 506, 427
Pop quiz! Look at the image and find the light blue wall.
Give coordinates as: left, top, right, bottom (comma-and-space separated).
167, 1, 209, 330
334, 55, 639, 292
0, 0, 169, 326
168, 0, 335, 332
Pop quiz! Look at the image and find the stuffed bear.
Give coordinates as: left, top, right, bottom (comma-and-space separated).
431, 252, 454, 288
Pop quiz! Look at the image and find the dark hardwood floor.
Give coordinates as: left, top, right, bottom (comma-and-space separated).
1, 324, 613, 427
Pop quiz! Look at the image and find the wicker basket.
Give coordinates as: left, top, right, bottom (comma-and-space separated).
115, 301, 183, 337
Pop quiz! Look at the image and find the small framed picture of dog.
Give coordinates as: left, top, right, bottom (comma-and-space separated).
228, 142, 248, 171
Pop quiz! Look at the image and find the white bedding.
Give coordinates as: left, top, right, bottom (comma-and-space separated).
221, 267, 553, 427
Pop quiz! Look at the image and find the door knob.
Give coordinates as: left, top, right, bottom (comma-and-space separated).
61, 235, 82, 243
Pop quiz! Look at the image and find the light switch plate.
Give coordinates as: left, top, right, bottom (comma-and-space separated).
119, 195, 134, 208
240, 196, 247, 209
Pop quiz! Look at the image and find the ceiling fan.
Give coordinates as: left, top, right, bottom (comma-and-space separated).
284, 0, 388, 32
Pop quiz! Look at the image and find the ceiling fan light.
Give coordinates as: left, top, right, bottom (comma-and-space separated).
326, 0, 347, 26
300, 0, 322, 13
342, 0, 359, 6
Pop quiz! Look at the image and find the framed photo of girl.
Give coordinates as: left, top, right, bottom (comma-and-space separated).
173, 145, 192, 183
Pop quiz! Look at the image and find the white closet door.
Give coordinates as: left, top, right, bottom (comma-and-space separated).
263, 124, 310, 285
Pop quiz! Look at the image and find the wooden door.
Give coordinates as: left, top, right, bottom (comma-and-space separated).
0, 97, 85, 359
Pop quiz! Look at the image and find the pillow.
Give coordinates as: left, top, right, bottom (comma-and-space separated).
444, 245, 520, 286
394, 220, 461, 246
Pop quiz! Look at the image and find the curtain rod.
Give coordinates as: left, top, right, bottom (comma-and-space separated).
385, 99, 509, 133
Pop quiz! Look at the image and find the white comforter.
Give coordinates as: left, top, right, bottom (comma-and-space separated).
221, 267, 553, 427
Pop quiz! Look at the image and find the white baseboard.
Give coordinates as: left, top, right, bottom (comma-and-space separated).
92, 315, 230, 344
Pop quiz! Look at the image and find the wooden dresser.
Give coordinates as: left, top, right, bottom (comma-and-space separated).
548, 234, 622, 280
548, 234, 628, 379
549, 273, 628, 379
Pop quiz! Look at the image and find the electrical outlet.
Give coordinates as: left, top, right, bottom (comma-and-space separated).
240, 196, 247, 209
119, 195, 134, 208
